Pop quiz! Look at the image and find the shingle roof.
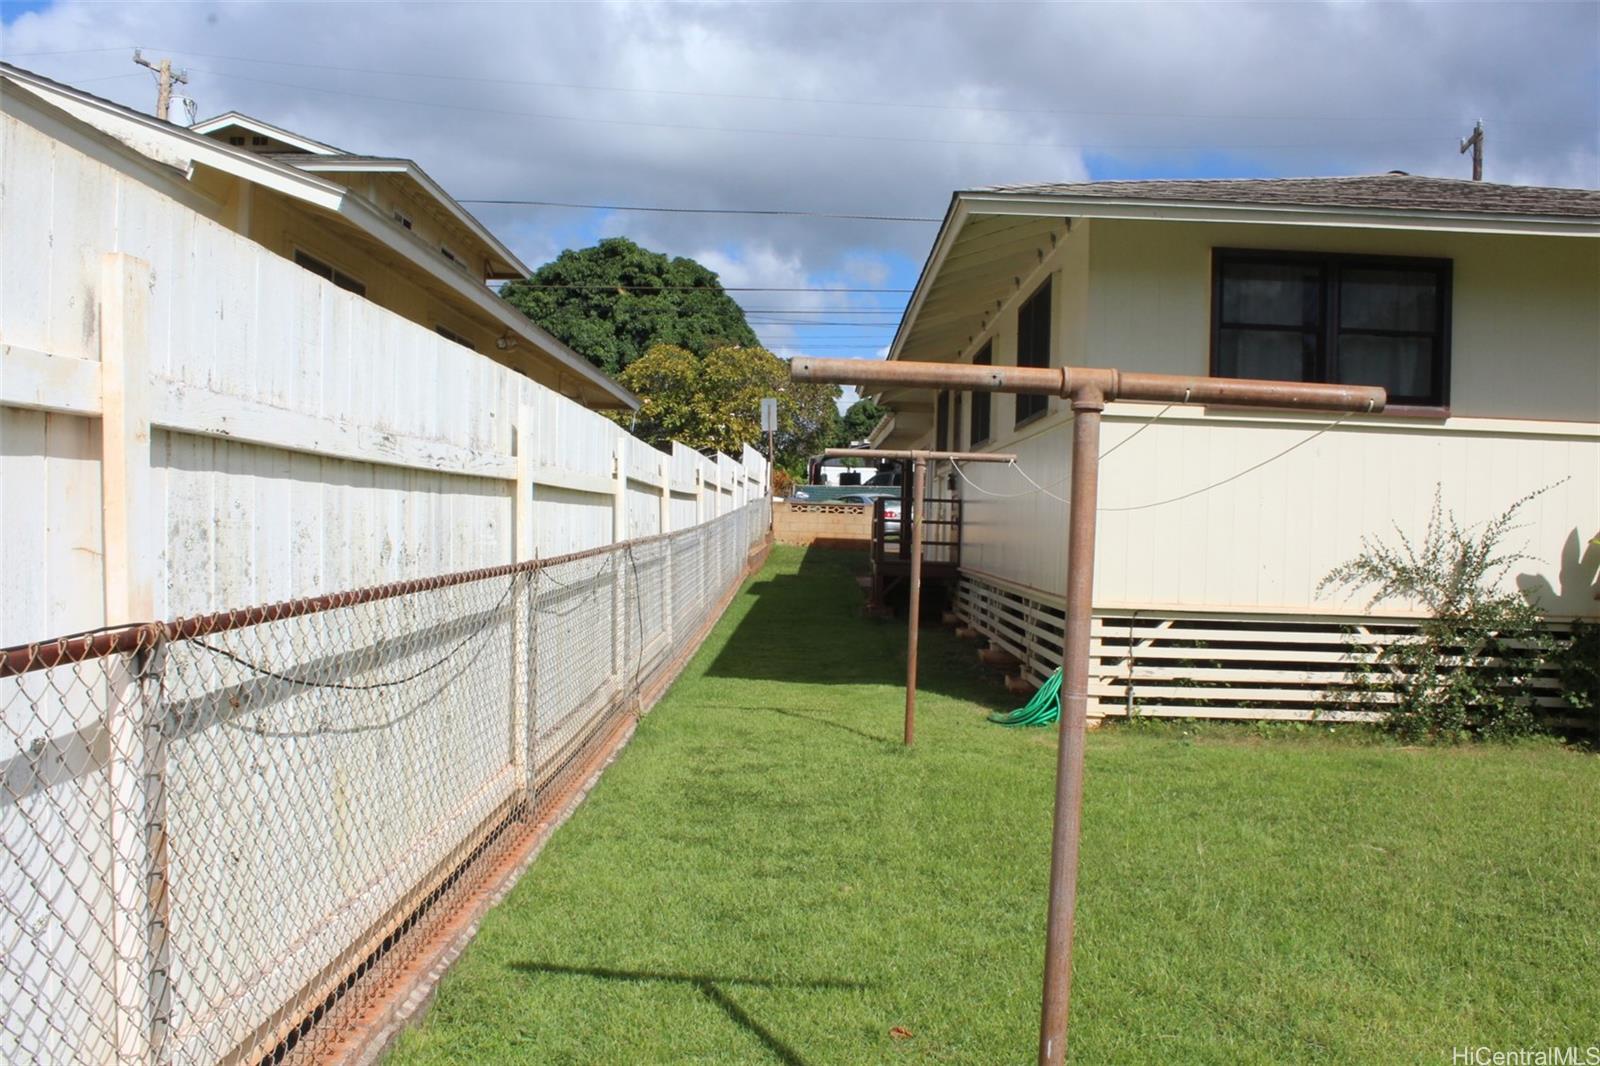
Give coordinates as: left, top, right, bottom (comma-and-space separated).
980, 174, 1600, 220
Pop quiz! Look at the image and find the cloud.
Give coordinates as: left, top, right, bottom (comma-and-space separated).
4, 0, 1595, 361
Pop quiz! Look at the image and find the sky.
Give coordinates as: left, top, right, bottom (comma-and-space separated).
2, 0, 1596, 387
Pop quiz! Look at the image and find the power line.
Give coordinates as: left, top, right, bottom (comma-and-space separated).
138, 46, 1585, 131
513, 284, 913, 293
176, 65, 1449, 155
737, 308, 907, 314
2, 46, 134, 58
461, 198, 939, 223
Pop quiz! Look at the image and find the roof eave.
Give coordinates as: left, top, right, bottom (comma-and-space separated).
288, 157, 532, 278
884, 193, 968, 364
955, 190, 1600, 238
3, 66, 631, 411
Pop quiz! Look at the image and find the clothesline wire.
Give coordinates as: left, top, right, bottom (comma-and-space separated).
950, 408, 1358, 512
944, 398, 1174, 500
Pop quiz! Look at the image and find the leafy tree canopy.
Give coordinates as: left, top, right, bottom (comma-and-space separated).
500, 237, 759, 375
617, 344, 840, 472
835, 397, 886, 447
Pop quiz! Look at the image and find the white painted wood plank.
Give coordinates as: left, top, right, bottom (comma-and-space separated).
0, 346, 102, 415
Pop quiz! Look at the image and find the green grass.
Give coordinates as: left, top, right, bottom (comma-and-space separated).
387, 546, 1600, 1065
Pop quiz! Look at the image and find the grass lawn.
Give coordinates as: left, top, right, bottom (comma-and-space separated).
387, 546, 1599, 1065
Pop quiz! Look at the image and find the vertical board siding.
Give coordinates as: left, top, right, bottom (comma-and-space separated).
0, 105, 764, 636
956, 408, 1599, 619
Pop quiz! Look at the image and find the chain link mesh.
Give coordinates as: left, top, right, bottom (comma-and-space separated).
1, 500, 768, 1065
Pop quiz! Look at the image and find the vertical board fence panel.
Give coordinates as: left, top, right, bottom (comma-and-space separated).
1, 102, 773, 1065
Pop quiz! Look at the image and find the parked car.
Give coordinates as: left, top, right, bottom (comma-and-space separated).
838, 493, 902, 534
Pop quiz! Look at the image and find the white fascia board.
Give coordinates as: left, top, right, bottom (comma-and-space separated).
190, 111, 342, 155
4, 66, 630, 409
884, 195, 969, 364
0, 82, 214, 213
335, 193, 637, 410
957, 192, 1600, 238
5, 69, 349, 210
291, 158, 532, 278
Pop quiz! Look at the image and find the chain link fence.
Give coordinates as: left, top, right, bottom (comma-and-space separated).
1, 500, 769, 1065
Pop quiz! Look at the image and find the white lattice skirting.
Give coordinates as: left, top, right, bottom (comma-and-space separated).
953, 571, 1569, 722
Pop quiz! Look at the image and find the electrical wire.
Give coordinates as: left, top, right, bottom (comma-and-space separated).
461, 198, 939, 224
514, 284, 913, 293
133, 45, 1586, 131
174, 65, 1453, 155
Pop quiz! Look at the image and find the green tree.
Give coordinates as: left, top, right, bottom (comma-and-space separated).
500, 237, 759, 374
617, 343, 839, 471
835, 397, 886, 446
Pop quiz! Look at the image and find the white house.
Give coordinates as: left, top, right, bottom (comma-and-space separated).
866, 175, 1599, 719
1, 63, 634, 411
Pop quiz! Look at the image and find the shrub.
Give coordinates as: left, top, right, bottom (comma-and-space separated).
1319, 487, 1556, 742
1551, 620, 1600, 742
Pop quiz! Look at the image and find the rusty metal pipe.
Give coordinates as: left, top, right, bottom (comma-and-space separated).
904, 456, 927, 746
793, 358, 1385, 413
789, 356, 1387, 1066
821, 448, 1017, 464
1038, 388, 1103, 1066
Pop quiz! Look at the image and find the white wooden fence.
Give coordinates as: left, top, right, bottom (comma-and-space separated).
0, 101, 773, 1065
0, 91, 765, 644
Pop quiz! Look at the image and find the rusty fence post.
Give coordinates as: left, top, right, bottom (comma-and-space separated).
904, 455, 928, 746
1037, 390, 1103, 1066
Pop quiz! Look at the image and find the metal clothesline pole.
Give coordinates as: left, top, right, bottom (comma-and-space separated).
802, 358, 1383, 1066
823, 446, 1015, 746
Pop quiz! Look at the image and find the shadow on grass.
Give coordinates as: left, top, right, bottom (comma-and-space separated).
509, 962, 871, 1065
745, 704, 901, 748
705, 546, 1017, 716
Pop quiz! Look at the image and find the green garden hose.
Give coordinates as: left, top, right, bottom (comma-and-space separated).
988, 668, 1062, 727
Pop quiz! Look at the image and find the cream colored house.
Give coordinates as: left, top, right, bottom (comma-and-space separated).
869, 175, 1599, 719
0, 64, 635, 410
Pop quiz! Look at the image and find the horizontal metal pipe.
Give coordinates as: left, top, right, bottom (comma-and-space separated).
791, 358, 1386, 413
796, 358, 1062, 396
821, 448, 1017, 463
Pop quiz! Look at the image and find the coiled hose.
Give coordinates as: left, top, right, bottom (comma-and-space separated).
987, 668, 1062, 727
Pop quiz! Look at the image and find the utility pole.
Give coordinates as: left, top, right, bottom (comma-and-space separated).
1459, 119, 1484, 181
760, 397, 778, 528
133, 50, 188, 123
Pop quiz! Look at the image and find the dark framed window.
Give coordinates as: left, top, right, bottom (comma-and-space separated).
1211, 249, 1451, 408
935, 390, 950, 451
1014, 276, 1052, 426
294, 249, 366, 297
970, 344, 993, 446
435, 324, 477, 351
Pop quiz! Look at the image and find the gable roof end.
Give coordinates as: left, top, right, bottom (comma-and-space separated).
190, 111, 344, 155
